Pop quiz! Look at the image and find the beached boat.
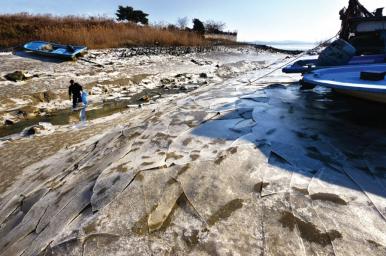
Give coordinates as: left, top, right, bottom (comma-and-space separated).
282, 54, 386, 74
302, 64, 386, 103
284, 0, 385, 75
24, 41, 87, 60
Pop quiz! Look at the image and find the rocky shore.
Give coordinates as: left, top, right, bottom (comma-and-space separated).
1, 45, 385, 256
0, 46, 279, 134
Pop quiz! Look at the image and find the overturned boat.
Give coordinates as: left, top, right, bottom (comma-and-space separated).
24, 41, 87, 60
303, 64, 386, 103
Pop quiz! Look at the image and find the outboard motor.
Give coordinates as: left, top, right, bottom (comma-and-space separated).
317, 39, 356, 66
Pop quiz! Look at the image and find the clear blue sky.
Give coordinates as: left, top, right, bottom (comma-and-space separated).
1, 0, 385, 42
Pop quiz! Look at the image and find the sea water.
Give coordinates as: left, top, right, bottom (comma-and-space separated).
268, 43, 318, 51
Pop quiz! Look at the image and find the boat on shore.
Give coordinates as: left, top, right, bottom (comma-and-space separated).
24, 41, 87, 60
282, 54, 386, 74
284, 0, 386, 103
302, 64, 386, 103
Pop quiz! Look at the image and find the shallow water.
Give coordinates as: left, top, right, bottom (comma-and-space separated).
0, 86, 197, 138
0, 101, 128, 137
268, 43, 318, 51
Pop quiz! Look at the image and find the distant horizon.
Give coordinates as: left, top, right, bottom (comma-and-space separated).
250, 40, 318, 45
1, 0, 385, 42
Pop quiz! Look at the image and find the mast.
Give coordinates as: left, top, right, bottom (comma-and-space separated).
339, 0, 374, 40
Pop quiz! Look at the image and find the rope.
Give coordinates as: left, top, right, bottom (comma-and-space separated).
79, 57, 104, 67
247, 31, 341, 85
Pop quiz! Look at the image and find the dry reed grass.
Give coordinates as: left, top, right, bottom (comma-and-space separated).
0, 13, 209, 49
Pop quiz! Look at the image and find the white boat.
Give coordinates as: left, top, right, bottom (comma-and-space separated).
303, 64, 386, 103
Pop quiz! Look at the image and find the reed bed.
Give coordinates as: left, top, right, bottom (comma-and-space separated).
0, 13, 209, 49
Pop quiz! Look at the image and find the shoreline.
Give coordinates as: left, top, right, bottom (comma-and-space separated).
0, 43, 305, 55
0, 45, 289, 137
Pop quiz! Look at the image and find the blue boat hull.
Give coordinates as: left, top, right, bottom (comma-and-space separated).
302, 64, 386, 103
23, 41, 87, 60
282, 54, 386, 74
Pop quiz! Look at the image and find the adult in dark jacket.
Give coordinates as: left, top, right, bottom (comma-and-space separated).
69, 80, 83, 109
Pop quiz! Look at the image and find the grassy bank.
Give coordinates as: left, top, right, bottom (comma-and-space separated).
0, 13, 210, 49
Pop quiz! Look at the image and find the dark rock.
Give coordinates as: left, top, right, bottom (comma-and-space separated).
161, 78, 173, 84
22, 126, 37, 136
32, 91, 56, 103
139, 95, 150, 102
199, 73, 208, 78
4, 71, 27, 82
191, 59, 200, 65
17, 106, 39, 118
16, 110, 27, 117
4, 119, 14, 125
21, 122, 54, 137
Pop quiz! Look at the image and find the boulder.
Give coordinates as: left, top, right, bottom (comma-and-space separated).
199, 73, 208, 78
4, 119, 15, 125
32, 91, 56, 103
4, 71, 27, 82
17, 106, 40, 118
139, 95, 150, 102
22, 122, 54, 137
161, 78, 173, 85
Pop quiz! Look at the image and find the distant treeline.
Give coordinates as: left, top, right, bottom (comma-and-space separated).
116, 5, 237, 36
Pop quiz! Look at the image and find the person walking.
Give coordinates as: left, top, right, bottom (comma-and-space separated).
68, 80, 83, 109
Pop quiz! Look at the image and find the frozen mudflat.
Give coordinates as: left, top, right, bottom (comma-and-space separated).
0, 47, 386, 255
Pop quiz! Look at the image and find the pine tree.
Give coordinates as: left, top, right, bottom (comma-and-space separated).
192, 18, 205, 34
116, 6, 149, 25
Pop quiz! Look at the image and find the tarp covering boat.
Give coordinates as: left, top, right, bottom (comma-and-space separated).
24, 41, 87, 59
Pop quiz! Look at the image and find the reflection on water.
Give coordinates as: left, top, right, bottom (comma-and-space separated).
80, 107, 87, 123
1, 83, 199, 138
0, 101, 129, 138
75, 106, 88, 128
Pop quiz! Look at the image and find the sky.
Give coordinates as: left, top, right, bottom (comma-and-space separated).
1, 0, 385, 42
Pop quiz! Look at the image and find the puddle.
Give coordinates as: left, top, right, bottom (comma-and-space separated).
0, 86, 197, 138
0, 101, 129, 138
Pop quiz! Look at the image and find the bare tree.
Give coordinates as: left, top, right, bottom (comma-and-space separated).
177, 17, 188, 29
205, 20, 226, 33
